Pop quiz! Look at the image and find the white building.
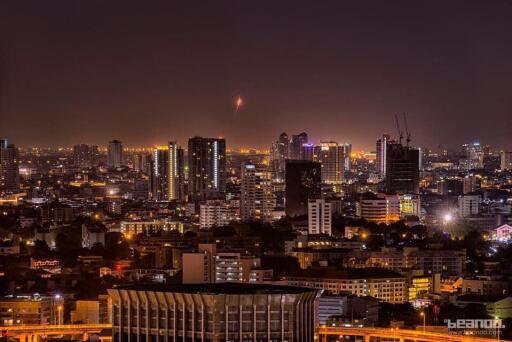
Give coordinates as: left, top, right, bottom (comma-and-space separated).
308, 199, 332, 235
357, 193, 400, 224
493, 224, 512, 242
500, 151, 512, 171
199, 200, 237, 229
458, 194, 481, 217
240, 163, 275, 222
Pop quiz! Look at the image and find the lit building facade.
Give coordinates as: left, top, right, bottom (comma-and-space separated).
109, 283, 320, 342
240, 162, 275, 222
356, 193, 400, 224
312, 141, 344, 192
188, 136, 226, 201
0, 139, 19, 193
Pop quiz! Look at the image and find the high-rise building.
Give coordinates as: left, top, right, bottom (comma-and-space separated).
500, 151, 512, 170
107, 140, 123, 168
343, 143, 352, 171
462, 142, 484, 169
313, 141, 344, 192
149, 146, 168, 201
0, 140, 19, 192
308, 199, 332, 236
188, 136, 226, 200
385, 143, 420, 194
240, 162, 275, 222
133, 153, 150, 173
167, 141, 185, 201
285, 160, 322, 217
376, 134, 391, 178
73, 144, 98, 167
289, 132, 308, 160
270, 132, 289, 181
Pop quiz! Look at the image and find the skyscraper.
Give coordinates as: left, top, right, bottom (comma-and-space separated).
0, 139, 19, 192
240, 162, 275, 222
285, 160, 322, 217
188, 136, 226, 201
150, 146, 169, 201
385, 142, 420, 194
289, 132, 308, 160
167, 141, 185, 201
107, 140, 123, 168
270, 132, 289, 181
313, 141, 344, 192
73, 144, 99, 167
343, 143, 352, 171
376, 134, 391, 178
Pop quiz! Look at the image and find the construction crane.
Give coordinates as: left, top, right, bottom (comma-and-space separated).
403, 112, 411, 147
394, 114, 403, 145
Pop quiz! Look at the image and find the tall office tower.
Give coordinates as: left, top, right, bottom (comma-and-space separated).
343, 143, 352, 171
73, 144, 98, 167
270, 132, 289, 181
462, 142, 484, 169
376, 134, 391, 177
308, 199, 332, 235
107, 140, 123, 168
133, 153, 150, 173
285, 160, 322, 217
289, 132, 308, 160
240, 162, 275, 222
188, 136, 226, 201
302, 143, 314, 161
500, 151, 512, 170
167, 141, 181, 201
313, 141, 344, 192
0, 140, 19, 192
385, 142, 420, 194
149, 146, 169, 201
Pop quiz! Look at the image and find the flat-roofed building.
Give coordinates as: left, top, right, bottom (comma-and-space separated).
285, 268, 405, 303
108, 283, 320, 342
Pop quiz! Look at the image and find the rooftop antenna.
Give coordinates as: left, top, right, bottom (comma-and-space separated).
394, 114, 403, 145
403, 112, 411, 147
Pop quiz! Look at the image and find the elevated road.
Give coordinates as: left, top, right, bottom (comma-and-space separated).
319, 326, 507, 342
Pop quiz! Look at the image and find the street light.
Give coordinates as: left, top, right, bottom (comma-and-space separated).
419, 312, 426, 332
57, 305, 63, 325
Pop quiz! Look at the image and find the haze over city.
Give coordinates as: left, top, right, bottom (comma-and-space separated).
1, 0, 512, 150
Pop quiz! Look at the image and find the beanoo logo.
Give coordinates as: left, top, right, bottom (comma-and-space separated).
444, 319, 504, 335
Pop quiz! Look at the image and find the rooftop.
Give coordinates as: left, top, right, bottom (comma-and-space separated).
112, 283, 316, 295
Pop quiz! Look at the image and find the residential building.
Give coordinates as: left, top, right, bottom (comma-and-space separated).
308, 199, 332, 236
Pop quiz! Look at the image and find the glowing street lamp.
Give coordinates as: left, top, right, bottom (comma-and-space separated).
443, 213, 453, 225
419, 312, 426, 332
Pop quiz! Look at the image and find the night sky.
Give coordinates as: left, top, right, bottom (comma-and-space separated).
1, 0, 511, 150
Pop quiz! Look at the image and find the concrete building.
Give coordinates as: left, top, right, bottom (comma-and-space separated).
199, 200, 237, 229
82, 223, 107, 248
0, 295, 62, 325
120, 219, 184, 237
285, 268, 405, 303
356, 193, 400, 224
71, 300, 101, 324
0, 139, 19, 193
318, 294, 379, 326
500, 151, 512, 170
308, 199, 332, 236
108, 283, 320, 342
107, 139, 123, 168
399, 194, 421, 218
376, 134, 391, 179
458, 194, 481, 217
312, 142, 345, 192
385, 142, 420, 194
188, 136, 226, 201
284, 160, 322, 217
240, 162, 275, 222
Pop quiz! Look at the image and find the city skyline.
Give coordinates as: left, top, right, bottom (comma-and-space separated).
1, 0, 512, 150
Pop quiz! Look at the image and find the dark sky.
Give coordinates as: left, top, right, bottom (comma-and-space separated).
1, 0, 512, 150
